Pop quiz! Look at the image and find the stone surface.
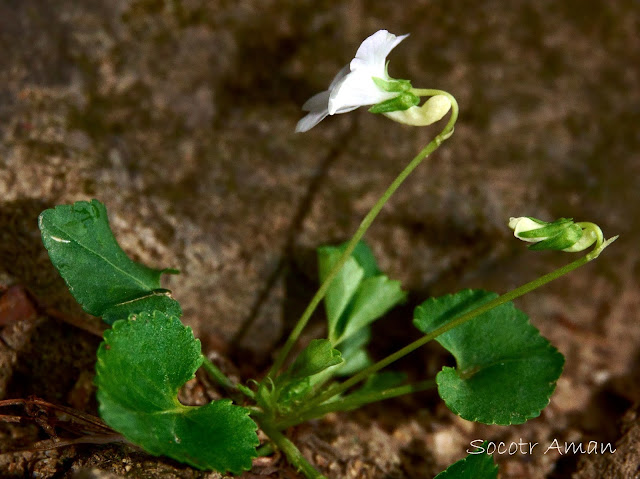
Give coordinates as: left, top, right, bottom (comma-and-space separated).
1, 1, 639, 477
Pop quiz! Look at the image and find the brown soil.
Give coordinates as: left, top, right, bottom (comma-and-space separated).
1, 1, 639, 478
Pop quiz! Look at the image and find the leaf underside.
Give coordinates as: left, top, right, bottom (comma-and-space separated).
414, 289, 564, 425
38, 200, 180, 323
96, 311, 259, 473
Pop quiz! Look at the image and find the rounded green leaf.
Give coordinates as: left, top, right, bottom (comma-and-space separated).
414, 289, 564, 425
96, 311, 259, 473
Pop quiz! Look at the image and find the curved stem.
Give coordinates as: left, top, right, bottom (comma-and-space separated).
267, 92, 459, 378
297, 237, 617, 412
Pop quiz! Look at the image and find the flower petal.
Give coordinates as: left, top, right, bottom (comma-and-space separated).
350, 30, 409, 75
296, 109, 329, 133
302, 90, 330, 112
328, 70, 397, 114
329, 64, 351, 89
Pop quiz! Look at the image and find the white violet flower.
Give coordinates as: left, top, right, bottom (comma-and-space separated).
296, 30, 410, 133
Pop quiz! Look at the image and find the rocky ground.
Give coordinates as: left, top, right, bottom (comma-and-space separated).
1, 1, 639, 478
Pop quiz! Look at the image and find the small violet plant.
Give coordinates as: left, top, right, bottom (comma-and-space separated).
37, 30, 616, 478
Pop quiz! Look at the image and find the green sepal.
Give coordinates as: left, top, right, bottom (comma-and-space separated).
517, 217, 573, 238
413, 289, 564, 425
96, 311, 259, 473
527, 223, 582, 251
369, 92, 420, 114
516, 217, 584, 251
434, 441, 498, 479
38, 200, 180, 323
372, 76, 412, 93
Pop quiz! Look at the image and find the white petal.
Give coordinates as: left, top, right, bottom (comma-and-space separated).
328, 70, 396, 114
302, 90, 330, 112
333, 104, 360, 114
509, 217, 546, 242
329, 64, 351, 89
350, 30, 409, 75
295, 109, 329, 133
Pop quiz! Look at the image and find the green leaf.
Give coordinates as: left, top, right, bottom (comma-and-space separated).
100, 290, 182, 325
335, 275, 405, 345
285, 339, 344, 381
413, 289, 564, 425
318, 250, 363, 341
39, 200, 180, 322
273, 339, 343, 411
434, 442, 498, 479
317, 241, 406, 382
334, 327, 373, 376
96, 311, 259, 473
278, 377, 312, 407
318, 241, 406, 345
347, 241, 381, 278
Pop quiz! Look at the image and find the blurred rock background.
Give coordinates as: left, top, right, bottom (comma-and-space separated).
1, 1, 639, 477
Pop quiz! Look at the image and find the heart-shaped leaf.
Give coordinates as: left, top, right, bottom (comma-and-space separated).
39, 200, 180, 323
414, 289, 564, 425
96, 311, 259, 473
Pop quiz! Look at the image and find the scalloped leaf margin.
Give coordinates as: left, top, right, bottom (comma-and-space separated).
414, 289, 564, 425
96, 311, 259, 473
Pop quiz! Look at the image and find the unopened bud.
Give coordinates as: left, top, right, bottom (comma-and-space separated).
509, 217, 603, 252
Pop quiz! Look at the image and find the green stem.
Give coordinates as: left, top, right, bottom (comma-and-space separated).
276, 379, 436, 430
257, 416, 327, 479
298, 237, 616, 412
201, 357, 235, 390
201, 357, 254, 401
256, 442, 275, 457
267, 91, 459, 378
